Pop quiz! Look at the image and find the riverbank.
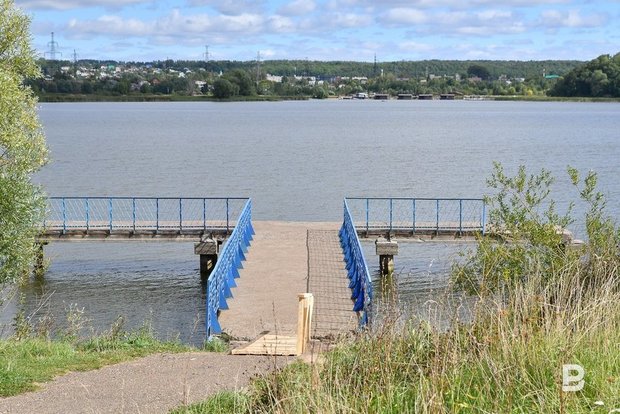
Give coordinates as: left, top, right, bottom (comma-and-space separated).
36, 94, 310, 103
36, 93, 620, 103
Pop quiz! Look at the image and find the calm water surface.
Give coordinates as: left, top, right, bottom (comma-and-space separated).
3, 100, 618, 343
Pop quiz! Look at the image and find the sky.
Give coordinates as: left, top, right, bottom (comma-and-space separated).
15, 0, 620, 62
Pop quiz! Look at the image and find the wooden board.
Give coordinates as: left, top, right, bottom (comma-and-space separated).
231, 334, 298, 356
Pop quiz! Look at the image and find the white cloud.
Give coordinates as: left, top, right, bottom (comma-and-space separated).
185, 0, 267, 15
278, 0, 316, 16
541, 9, 608, 28
380, 8, 428, 25
332, 12, 373, 27
398, 41, 433, 53
259, 48, 276, 58
68, 15, 152, 36
65, 10, 267, 40
17, 0, 147, 10
268, 15, 296, 32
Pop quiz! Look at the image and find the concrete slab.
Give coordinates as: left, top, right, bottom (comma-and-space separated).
218, 221, 340, 340
307, 230, 359, 338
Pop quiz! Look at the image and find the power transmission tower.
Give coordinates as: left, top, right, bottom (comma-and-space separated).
72, 49, 78, 76
256, 51, 261, 85
45, 32, 61, 60
204, 45, 210, 69
374, 53, 377, 77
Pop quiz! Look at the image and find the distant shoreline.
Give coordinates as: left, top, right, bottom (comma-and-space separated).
36, 94, 620, 103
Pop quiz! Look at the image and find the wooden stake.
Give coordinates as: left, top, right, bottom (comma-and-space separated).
296, 293, 314, 355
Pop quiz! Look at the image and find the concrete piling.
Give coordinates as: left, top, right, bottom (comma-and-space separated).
194, 236, 219, 280
33, 242, 47, 278
375, 237, 398, 277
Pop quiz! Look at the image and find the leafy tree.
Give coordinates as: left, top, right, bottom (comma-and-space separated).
312, 85, 328, 99
212, 78, 238, 98
453, 162, 620, 298
550, 53, 620, 97
223, 69, 255, 96
467, 64, 491, 80
0, 0, 48, 283
452, 163, 573, 295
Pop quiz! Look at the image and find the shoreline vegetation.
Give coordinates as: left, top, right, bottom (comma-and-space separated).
31, 53, 620, 103
36, 93, 620, 103
0, 321, 194, 397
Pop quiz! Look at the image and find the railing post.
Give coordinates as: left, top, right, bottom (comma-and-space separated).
459, 199, 463, 234
132, 197, 136, 232
179, 198, 183, 233
412, 199, 416, 233
436, 199, 440, 233
203, 198, 207, 230
62, 197, 66, 234
226, 198, 230, 233
482, 200, 487, 235
365, 198, 369, 234
108, 198, 113, 232
389, 198, 393, 234
85, 198, 90, 231
156, 198, 159, 232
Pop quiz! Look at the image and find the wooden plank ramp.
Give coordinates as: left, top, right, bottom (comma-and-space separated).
231, 293, 314, 356
231, 334, 298, 356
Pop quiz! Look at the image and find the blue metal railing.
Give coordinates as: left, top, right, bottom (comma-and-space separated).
205, 199, 254, 338
339, 199, 373, 326
345, 197, 486, 235
43, 197, 248, 234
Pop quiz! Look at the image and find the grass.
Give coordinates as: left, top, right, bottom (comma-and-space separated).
171, 391, 252, 414
0, 325, 190, 397
181, 264, 619, 413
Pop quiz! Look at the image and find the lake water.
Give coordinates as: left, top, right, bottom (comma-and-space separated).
2, 100, 619, 343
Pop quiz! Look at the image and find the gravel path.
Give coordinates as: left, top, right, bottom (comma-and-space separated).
0, 352, 289, 414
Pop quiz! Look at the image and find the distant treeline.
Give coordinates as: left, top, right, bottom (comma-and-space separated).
29, 55, 620, 99
549, 53, 620, 98
40, 58, 582, 80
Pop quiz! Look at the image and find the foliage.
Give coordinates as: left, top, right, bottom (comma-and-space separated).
172, 391, 251, 414
0, 0, 48, 284
452, 162, 575, 295
467, 64, 491, 80
223, 69, 256, 96
28, 58, 586, 100
202, 337, 229, 352
453, 163, 620, 298
213, 78, 238, 99
550, 53, 620, 97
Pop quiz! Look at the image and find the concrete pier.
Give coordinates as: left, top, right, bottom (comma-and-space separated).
33, 242, 47, 278
194, 236, 220, 280
375, 237, 398, 276
217, 221, 356, 340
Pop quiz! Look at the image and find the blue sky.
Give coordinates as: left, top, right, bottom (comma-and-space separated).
16, 0, 620, 62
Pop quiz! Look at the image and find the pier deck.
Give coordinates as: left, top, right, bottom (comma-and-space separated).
307, 230, 359, 338
218, 221, 356, 341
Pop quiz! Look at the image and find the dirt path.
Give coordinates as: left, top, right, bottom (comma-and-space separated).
0, 352, 290, 414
